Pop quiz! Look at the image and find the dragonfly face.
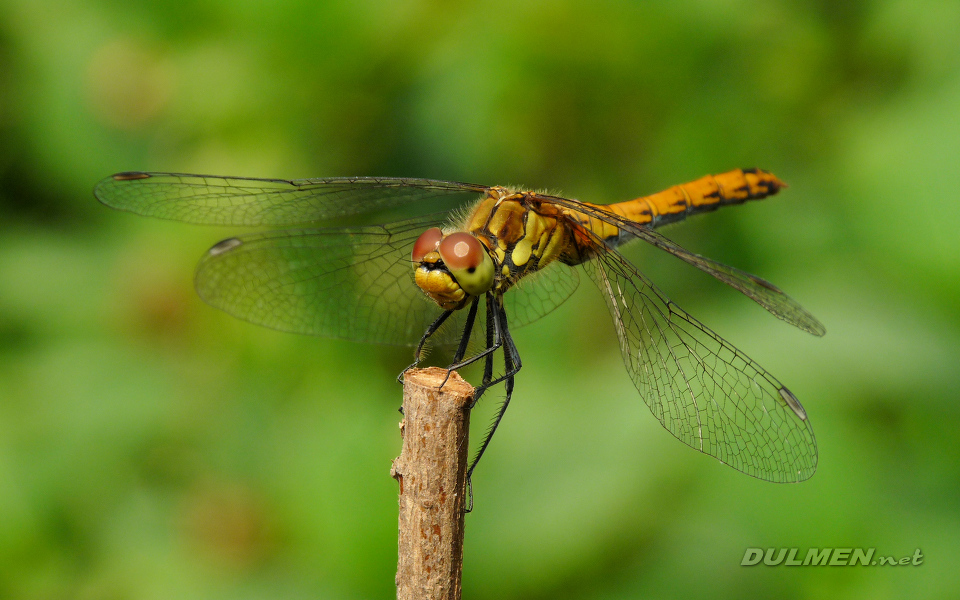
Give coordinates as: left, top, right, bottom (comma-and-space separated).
412, 227, 495, 310
94, 168, 824, 491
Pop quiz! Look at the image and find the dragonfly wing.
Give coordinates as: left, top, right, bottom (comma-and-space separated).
624, 226, 825, 336
539, 195, 825, 337
95, 172, 488, 225
504, 260, 580, 329
582, 243, 817, 482
194, 212, 454, 345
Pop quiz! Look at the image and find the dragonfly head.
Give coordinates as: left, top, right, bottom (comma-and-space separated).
412, 227, 495, 309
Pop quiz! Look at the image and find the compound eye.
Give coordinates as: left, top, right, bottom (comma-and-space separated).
437, 232, 494, 296
412, 227, 443, 262
438, 232, 484, 271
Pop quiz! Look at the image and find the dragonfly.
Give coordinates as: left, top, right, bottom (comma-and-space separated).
95, 167, 824, 495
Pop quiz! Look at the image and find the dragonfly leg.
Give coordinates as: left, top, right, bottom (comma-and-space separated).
463, 296, 521, 400
397, 309, 454, 384
439, 296, 481, 389
452, 296, 480, 364
481, 296, 496, 387
466, 296, 522, 513
465, 293, 498, 408
465, 294, 497, 513
442, 295, 505, 375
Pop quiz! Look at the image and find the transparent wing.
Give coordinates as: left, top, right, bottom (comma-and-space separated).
539, 194, 825, 337
95, 172, 489, 226
622, 226, 825, 336
195, 213, 451, 345
504, 260, 580, 328
582, 241, 817, 482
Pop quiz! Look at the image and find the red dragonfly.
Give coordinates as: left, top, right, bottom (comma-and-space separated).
96, 168, 823, 492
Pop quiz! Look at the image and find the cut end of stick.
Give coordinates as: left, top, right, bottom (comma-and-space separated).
403, 366, 474, 399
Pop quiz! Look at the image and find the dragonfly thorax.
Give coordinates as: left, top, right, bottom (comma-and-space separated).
412, 228, 495, 310
464, 188, 573, 286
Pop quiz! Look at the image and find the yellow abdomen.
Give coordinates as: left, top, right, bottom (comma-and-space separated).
570, 168, 786, 246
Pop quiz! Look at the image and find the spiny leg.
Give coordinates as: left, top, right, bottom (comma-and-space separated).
466, 295, 523, 512
397, 309, 454, 384
470, 293, 499, 407
462, 293, 498, 413
443, 293, 505, 375
454, 293, 520, 394
452, 296, 481, 363
481, 294, 496, 389
466, 293, 498, 513
438, 296, 481, 388
469, 298, 521, 472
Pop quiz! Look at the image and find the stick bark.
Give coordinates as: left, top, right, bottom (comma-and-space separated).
392, 367, 474, 600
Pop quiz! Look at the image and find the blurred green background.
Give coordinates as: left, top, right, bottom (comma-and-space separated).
1, 0, 958, 598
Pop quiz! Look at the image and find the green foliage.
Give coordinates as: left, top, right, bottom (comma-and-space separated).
1, 0, 958, 598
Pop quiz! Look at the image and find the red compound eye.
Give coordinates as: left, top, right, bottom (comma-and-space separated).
438, 232, 485, 271
411, 227, 443, 262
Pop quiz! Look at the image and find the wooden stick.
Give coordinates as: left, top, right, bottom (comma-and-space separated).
392, 367, 474, 600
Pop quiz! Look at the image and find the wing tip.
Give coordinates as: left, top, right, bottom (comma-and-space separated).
796, 315, 827, 337
810, 321, 827, 337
